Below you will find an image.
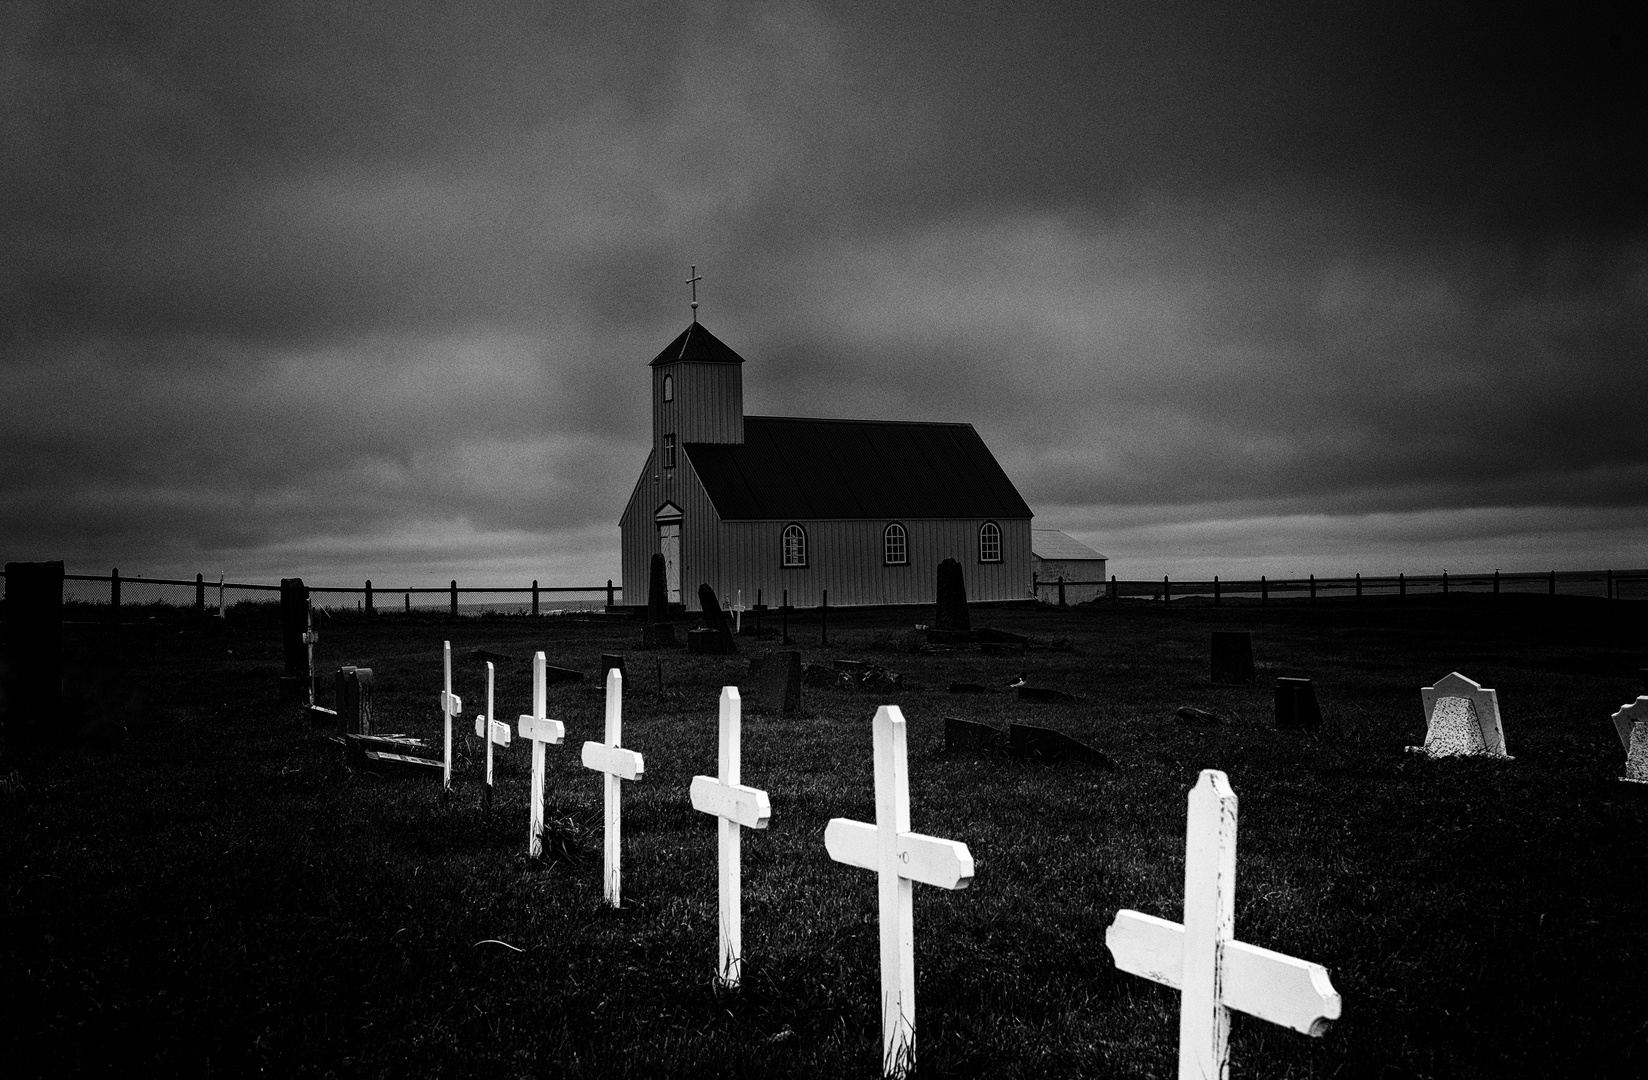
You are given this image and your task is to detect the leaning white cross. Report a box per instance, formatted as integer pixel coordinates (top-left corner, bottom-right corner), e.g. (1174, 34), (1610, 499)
(517, 651), (566, 856)
(689, 687), (771, 987)
(581, 669), (643, 907)
(825, 705), (974, 1078)
(1106, 769), (1342, 1080)
(438, 640), (463, 790)
(474, 661), (511, 807)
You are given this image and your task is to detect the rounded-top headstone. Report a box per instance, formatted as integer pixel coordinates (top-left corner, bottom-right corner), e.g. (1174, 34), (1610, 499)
(935, 558), (971, 632)
(647, 553), (670, 623)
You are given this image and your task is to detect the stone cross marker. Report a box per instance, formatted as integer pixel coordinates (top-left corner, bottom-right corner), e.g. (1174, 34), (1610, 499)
(581, 669), (644, 907)
(1106, 770), (1341, 1079)
(1612, 696), (1648, 785)
(474, 661), (512, 809)
(438, 640), (462, 790)
(825, 706), (975, 1077)
(689, 687), (772, 987)
(1408, 671), (1511, 758)
(517, 651), (566, 856)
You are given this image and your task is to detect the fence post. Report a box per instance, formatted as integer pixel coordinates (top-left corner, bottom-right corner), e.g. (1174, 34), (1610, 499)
(279, 578), (311, 702)
(782, 588), (790, 645)
(1058, 575), (1066, 607)
(1261, 575), (1267, 604)
(607, 579), (615, 610)
(404, 591), (410, 613)
(365, 579), (374, 616)
(1443, 570), (1449, 595)
(450, 580), (458, 618)
(1549, 570), (1556, 597)
(532, 579), (539, 617)
(3, 561), (65, 746)
(1608, 568), (1614, 599)
(1399, 572), (1405, 597)
(110, 567), (121, 618)
(1493, 570), (1500, 597)
(1309, 574), (1316, 601)
(194, 573), (205, 613)
(1111, 574), (1118, 604)
(1355, 573), (1361, 600)
(820, 588), (829, 646)
(1214, 575), (1220, 605)
(1163, 575), (1170, 607)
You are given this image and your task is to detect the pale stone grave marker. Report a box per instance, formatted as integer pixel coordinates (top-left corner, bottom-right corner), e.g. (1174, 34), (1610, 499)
(474, 661), (512, 810)
(825, 705), (975, 1077)
(689, 687), (771, 987)
(1611, 696), (1648, 785)
(1407, 671), (1511, 758)
(517, 651), (566, 856)
(439, 640), (462, 790)
(581, 669), (644, 906)
(1106, 770), (1342, 1078)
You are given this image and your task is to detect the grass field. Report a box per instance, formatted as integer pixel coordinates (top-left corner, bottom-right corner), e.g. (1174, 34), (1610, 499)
(4, 594), (1647, 1078)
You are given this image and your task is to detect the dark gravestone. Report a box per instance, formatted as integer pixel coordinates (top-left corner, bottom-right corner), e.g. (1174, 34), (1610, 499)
(1017, 685), (1079, 704)
(945, 716), (1001, 751)
(642, 554), (676, 647)
(802, 663), (842, 688)
(935, 558), (971, 632)
(698, 583), (738, 655)
(947, 682), (993, 694)
(334, 667), (374, 736)
(2, 561), (65, 748)
(601, 654), (626, 683)
(749, 651), (803, 716)
(544, 664), (585, 685)
(1175, 706), (1226, 726)
(687, 629), (720, 654)
(1211, 632), (1255, 684)
(1275, 677), (1323, 731)
(975, 627), (1030, 644)
(1008, 723), (1114, 767)
(279, 578), (311, 702)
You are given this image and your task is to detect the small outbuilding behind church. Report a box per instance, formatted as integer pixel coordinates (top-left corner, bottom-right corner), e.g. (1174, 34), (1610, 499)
(1031, 529), (1108, 605)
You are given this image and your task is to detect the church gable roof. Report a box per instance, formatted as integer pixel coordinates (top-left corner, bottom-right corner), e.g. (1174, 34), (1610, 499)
(648, 321), (746, 367)
(683, 416), (1033, 521)
(1032, 529), (1106, 560)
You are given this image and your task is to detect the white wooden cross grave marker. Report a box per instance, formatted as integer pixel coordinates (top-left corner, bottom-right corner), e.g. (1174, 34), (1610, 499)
(1106, 770), (1342, 1080)
(1612, 696), (1648, 785)
(438, 640), (462, 790)
(517, 651), (566, 855)
(581, 668), (643, 906)
(1408, 671), (1512, 759)
(689, 687), (771, 987)
(824, 705), (975, 1078)
(474, 661), (511, 809)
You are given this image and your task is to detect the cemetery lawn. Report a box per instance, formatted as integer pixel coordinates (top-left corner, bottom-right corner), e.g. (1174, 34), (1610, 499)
(4, 595), (1647, 1078)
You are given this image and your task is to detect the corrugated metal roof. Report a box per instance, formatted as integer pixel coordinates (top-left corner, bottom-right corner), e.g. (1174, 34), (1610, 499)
(648, 321), (746, 367)
(684, 416), (1033, 521)
(1032, 529), (1106, 560)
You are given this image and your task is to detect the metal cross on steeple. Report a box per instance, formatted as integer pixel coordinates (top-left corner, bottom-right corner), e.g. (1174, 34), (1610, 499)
(685, 265), (703, 322)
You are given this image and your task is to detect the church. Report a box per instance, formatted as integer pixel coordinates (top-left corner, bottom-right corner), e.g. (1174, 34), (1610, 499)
(619, 320), (1034, 610)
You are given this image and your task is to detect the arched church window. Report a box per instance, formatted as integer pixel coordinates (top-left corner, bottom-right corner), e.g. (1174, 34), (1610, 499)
(662, 374), (674, 402)
(883, 523), (907, 566)
(978, 521), (1002, 563)
(782, 523), (807, 568)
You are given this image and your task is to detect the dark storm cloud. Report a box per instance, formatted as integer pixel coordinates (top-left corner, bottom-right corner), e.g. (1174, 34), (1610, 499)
(2, 1), (1644, 582)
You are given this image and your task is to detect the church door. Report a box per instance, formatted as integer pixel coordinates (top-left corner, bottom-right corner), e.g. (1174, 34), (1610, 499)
(658, 522), (681, 604)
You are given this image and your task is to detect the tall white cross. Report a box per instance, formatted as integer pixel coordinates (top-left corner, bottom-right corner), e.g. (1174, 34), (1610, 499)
(438, 640), (462, 790)
(824, 706), (975, 1078)
(689, 687), (771, 987)
(474, 661), (511, 806)
(1105, 770), (1341, 1080)
(517, 651), (566, 856)
(581, 669), (643, 907)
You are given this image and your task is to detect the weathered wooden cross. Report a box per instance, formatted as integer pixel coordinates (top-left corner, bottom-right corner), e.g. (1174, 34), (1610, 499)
(689, 687), (771, 987)
(517, 651), (566, 856)
(1105, 769), (1341, 1080)
(824, 705), (975, 1077)
(473, 661), (511, 810)
(581, 669), (643, 906)
(438, 640), (462, 790)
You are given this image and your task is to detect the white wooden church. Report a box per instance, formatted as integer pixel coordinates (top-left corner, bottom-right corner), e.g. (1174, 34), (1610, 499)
(619, 321), (1034, 609)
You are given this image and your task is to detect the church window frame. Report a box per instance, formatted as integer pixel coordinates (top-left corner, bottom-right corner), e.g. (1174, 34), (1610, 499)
(662, 433), (675, 470)
(883, 522), (908, 566)
(662, 374), (674, 402)
(781, 523), (808, 568)
(978, 521), (1002, 563)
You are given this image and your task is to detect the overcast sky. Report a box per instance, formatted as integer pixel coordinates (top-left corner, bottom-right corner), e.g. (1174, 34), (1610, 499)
(3, 1), (1643, 590)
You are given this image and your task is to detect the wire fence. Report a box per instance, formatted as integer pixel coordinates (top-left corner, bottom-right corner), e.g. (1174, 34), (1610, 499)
(1031, 568), (1648, 604)
(7, 569), (623, 618)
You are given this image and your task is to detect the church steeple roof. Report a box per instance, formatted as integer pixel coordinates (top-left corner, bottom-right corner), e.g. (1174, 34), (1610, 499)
(648, 321), (746, 367)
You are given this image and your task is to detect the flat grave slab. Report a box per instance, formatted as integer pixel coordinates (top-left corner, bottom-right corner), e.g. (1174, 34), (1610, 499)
(1007, 722), (1113, 767)
(1016, 685), (1078, 704)
(946, 682), (993, 694)
(944, 716), (1001, 751)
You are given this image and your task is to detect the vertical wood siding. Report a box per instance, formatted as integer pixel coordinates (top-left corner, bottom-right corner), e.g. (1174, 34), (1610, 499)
(653, 361), (743, 455)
